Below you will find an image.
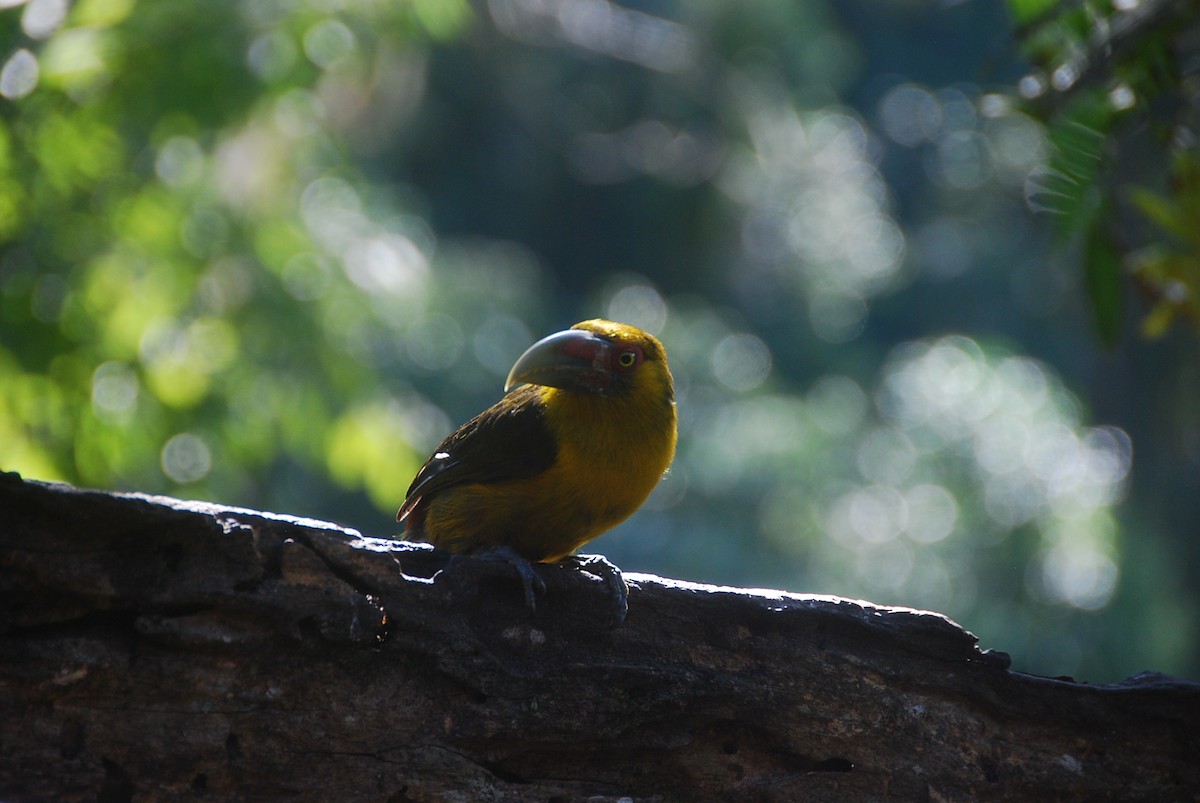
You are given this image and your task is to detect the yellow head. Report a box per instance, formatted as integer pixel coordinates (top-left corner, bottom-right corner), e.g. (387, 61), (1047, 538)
(505, 318), (674, 404)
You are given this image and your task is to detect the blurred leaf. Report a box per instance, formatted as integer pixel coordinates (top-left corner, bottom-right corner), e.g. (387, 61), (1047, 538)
(72, 0), (137, 29)
(411, 0), (472, 41)
(1084, 215), (1123, 346)
(1005, 0), (1061, 26)
(326, 402), (421, 512)
(32, 111), (124, 194)
(1013, 0), (1200, 341)
(1031, 91), (1112, 241)
(113, 188), (187, 252)
(1130, 250), (1200, 338)
(39, 28), (116, 90)
(146, 360), (211, 409)
(0, 177), (26, 239)
(1140, 299), (1177, 339)
(1125, 150), (1200, 337)
(1129, 189), (1197, 246)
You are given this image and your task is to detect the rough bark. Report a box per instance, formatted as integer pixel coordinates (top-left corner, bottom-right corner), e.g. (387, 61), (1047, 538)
(1, 471), (1197, 802)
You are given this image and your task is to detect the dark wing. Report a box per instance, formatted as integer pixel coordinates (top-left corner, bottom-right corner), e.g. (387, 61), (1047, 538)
(397, 385), (557, 522)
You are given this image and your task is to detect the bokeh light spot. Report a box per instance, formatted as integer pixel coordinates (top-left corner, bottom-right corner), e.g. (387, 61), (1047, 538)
(22, 0), (67, 39)
(155, 137), (205, 187)
(1108, 83), (1136, 111)
(248, 30), (299, 82)
(878, 83), (942, 147)
(91, 362), (139, 424)
(301, 176), (362, 247)
(857, 426), (916, 486)
(829, 484), (908, 548)
(808, 375), (867, 434)
(904, 484), (958, 544)
(161, 433), (213, 484)
(930, 130), (991, 189)
(0, 48), (39, 100)
(1040, 543), (1119, 610)
(473, 314), (532, 377)
(1051, 63), (1078, 92)
(984, 475), (1042, 528)
(344, 234), (429, 298)
(406, 313), (464, 371)
(974, 414), (1031, 476)
(490, 0), (695, 73)
(809, 291), (867, 344)
(607, 282), (667, 333)
(711, 332), (771, 392)
(857, 539), (914, 590)
(303, 19), (356, 71)
(987, 113), (1046, 173)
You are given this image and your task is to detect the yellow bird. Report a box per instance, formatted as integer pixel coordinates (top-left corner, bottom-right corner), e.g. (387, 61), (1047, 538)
(397, 319), (677, 618)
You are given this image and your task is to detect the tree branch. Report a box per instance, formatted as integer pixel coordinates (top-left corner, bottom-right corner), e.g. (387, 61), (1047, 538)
(1, 471), (1196, 801)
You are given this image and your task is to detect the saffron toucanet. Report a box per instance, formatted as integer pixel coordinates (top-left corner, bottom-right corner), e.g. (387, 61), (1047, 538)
(397, 319), (677, 619)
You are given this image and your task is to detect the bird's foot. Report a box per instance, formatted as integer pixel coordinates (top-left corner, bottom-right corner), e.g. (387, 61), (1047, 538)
(558, 553), (629, 625)
(462, 545), (546, 613)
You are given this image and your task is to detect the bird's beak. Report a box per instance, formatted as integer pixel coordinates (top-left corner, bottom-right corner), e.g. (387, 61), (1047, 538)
(505, 329), (614, 394)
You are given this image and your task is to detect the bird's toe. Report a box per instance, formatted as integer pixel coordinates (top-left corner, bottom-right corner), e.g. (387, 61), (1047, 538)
(562, 553), (628, 626)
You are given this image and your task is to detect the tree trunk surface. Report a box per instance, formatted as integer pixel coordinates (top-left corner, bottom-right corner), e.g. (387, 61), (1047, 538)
(1, 471), (1197, 801)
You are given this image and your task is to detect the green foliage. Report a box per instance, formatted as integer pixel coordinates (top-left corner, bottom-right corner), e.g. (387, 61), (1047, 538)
(1035, 92), (1110, 232)
(1005, 0), (1060, 27)
(1128, 151), (1200, 334)
(1009, 0), (1200, 341)
(1084, 210), (1123, 346)
(0, 0), (431, 511)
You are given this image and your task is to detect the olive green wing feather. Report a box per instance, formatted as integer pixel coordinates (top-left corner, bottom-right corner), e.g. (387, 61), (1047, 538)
(397, 385), (557, 523)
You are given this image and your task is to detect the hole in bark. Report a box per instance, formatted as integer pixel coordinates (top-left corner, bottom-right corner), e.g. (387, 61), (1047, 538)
(814, 758), (853, 772)
(226, 733), (243, 764)
(98, 758), (134, 803)
(191, 773), (207, 791)
(722, 740), (738, 755)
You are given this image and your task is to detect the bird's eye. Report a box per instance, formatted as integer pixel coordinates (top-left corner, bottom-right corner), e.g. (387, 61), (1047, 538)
(617, 350), (638, 370)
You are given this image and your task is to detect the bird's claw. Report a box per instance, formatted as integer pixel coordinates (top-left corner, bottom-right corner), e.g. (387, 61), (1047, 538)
(468, 545), (545, 613)
(560, 553), (629, 625)
(441, 548), (627, 624)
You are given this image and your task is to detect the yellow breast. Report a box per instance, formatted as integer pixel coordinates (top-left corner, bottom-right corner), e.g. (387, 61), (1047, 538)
(422, 369), (677, 562)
